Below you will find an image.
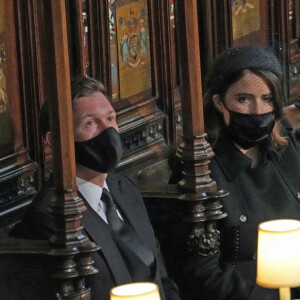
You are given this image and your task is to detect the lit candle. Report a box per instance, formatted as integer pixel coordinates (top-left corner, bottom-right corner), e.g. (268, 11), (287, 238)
(110, 282), (161, 300)
(256, 219), (300, 300)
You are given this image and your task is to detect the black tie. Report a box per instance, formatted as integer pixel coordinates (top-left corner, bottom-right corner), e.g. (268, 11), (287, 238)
(102, 188), (124, 230)
(101, 188), (156, 280)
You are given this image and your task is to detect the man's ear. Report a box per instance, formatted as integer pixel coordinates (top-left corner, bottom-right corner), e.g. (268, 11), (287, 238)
(44, 131), (52, 146)
(212, 94), (224, 113)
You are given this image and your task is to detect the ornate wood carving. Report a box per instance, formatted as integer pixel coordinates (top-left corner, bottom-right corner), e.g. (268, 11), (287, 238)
(141, 0), (228, 257)
(43, 1), (100, 298)
(120, 119), (165, 154)
(0, 1), (100, 299)
(295, 0), (300, 37)
(178, 0), (228, 255)
(288, 1), (300, 100)
(68, 0), (91, 76)
(290, 38), (300, 99)
(197, 0), (231, 79)
(0, 161), (36, 210)
(119, 116), (168, 174)
(0, 1), (42, 227)
(269, 1), (291, 102)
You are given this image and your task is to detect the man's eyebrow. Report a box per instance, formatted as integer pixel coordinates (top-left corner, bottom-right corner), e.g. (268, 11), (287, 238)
(79, 110), (116, 120)
(79, 113), (96, 120)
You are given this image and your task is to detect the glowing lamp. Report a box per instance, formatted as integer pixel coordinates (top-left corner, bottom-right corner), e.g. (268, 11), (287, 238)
(257, 219), (300, 300)
(110, 282), (161, 300)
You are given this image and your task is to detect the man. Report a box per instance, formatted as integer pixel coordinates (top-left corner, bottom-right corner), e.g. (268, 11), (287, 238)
(11, 75), (180, 300)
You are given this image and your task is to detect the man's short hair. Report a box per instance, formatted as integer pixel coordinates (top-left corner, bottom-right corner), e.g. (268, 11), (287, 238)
(39, 75), (108, 136)
(71, 75), (107, 103)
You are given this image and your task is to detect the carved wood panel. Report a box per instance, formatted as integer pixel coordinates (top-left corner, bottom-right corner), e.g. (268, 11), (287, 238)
(0, 1), (41, 229)
(66, 0), (182, 179)
(289, 0), (300, 100)
(0, 0), (184, 229)
(231, 0), (269, 47)
(200, 0), (297, 104)
(2, 0), (299, 230)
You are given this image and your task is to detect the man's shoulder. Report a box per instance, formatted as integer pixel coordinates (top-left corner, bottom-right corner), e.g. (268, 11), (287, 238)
(107, 173), (142, 199)
(9, 179), (55, 239)
(107, 172), (138, 187)
(29, 179), (54, 212)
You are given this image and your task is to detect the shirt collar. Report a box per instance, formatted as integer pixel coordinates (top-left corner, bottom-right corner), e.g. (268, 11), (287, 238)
(76, 177), (109, 211)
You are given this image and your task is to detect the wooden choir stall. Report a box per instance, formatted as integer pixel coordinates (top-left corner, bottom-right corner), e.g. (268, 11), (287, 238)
(0, 0), (299, 299)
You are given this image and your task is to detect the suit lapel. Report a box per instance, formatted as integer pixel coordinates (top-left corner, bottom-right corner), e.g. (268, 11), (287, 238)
(106, 174), (156, 252)
(80, 193), (132, 285)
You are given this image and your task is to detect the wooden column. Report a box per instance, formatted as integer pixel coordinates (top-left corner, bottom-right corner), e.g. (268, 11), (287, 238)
(174, 0), (227, 255)
(0, 1), (100, 299)
(45, 0), (100, 298)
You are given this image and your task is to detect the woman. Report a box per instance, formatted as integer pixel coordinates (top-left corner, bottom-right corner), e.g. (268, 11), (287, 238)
(169, 45), (300, 299)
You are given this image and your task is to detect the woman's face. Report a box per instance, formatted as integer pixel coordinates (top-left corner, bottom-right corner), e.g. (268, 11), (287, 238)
(213, 71), (274, 126)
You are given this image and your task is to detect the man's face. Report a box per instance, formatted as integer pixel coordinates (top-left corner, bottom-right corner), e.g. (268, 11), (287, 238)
(73, 92), (119, 142)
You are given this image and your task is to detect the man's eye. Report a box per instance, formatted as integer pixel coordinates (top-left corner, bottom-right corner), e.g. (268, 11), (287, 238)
(108, 116), (115, 122)
(85, 120), (94, 126)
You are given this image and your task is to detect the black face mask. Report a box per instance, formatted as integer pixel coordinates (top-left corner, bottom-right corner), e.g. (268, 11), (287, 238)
(225, 110), (276, 149)
(74, 127), (123, 173)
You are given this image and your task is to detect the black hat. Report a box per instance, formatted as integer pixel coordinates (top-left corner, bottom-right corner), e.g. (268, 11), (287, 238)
(210, 45), (282, 94)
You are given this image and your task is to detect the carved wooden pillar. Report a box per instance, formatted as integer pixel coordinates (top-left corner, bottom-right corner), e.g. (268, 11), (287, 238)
(174, 0), (227, 256)
(0, 1), (100, 299)
(43, 0), (100, 298)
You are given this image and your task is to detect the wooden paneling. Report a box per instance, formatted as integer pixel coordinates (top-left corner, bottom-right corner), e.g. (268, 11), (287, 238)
(0, 1), (39, 230)
(232, 0), (269, 47)
(289, 0), (300, 100)
(198, 0), (296, 104)
(0, 0), (185, 229)
(197, 0), (231, 79)
(1, 0), (300, 230)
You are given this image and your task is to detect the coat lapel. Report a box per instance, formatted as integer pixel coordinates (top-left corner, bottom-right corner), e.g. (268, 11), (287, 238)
(80, 193), (132, 285)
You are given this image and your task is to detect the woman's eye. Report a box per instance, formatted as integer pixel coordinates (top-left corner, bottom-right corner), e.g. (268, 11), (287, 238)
(237, 96), (248, 102)
(263, 96), (273, 102)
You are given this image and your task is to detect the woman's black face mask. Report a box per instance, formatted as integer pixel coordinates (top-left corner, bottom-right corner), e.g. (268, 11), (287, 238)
(225, 109), (276, 149)
(74, 127), (123, 173)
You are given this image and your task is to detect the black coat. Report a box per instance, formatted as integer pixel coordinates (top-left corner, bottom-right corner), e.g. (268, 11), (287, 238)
(10, 173), (180, 300)
(167, 122), (300, 300)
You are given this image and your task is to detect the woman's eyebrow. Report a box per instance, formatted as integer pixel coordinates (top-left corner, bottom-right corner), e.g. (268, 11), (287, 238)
(233, 93), (253, 97)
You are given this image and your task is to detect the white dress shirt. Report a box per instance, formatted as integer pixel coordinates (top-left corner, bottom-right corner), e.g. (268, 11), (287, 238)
(76, 177), (122, 224)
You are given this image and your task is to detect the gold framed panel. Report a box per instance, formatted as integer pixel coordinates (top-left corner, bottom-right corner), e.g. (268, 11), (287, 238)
(109, 0), (152, 101)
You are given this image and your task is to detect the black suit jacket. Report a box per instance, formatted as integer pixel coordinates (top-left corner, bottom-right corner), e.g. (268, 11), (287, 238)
(10, 173), (180, 300)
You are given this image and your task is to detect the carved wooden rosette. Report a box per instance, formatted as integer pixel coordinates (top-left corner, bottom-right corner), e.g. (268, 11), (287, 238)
(174, 0), (228, 256)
